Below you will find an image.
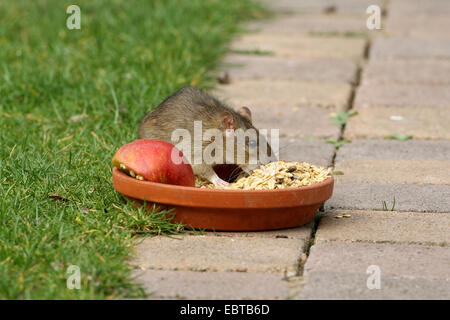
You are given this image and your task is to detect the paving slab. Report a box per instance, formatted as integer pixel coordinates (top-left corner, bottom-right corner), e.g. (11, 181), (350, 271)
(201, 223), (313, 241)
(315, 210), (450, 246)
(223, 55), (358, 84)
(298, 271), (450, 300)
(325, 0), (386, 15)
(344, 106), (450, 140)
(370, 37), (450, 60)
(386, 15), (450, 39)
(297, 242), (450, 299)
(264, 0), (333, 14)
(334, 159), (450, 185)
(304, 242), (450, 279)
(266, 0), (386, 15)
(133, 269), (290, 300)
(213, 80), (352, 111)
(248, 14), (369, 35)
(325, 183), (450, 213)
(389, 0), (450, 16)
(361, 60), (450, 85)
(131, 235), (305, 273)
(335, 139), (450, 162)
(248, 104), (341, 140)
(329, 140), (450, 211)
(232, 34), (367, 61)
(354, 83), (450, 109)
(278, 138), (335, 167)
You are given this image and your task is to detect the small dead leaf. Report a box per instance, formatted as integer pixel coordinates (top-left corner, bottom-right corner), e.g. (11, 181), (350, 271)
(48, 194), (69, 202)
(335, 213), (351, 219)
(58, 135), (73, 143)
(26, 113), (42, 123)
(68, 114), (88, 123)
(120, 104), (129, 114)
(324, 5), (336, 14)
(217, 71), (231, 84)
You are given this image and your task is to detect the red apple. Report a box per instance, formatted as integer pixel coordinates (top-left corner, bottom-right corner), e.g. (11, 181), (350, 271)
(112, 139), (194, 187)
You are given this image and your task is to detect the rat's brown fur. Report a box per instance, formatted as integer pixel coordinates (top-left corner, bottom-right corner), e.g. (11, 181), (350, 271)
(138, 86), (275, 185)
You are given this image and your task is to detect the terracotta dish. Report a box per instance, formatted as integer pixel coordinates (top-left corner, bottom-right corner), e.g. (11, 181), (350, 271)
(112, 166), (334, 231)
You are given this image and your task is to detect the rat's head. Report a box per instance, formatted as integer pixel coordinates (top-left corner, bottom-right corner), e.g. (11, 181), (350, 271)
(216, 106), (278, 174)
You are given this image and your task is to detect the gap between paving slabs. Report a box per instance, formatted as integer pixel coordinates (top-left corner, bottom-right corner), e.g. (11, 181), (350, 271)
(293, 20), (370, 293)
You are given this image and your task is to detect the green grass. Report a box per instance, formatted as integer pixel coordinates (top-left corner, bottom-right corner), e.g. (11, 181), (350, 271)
(0, 0), (265, 299)
(381, 197), (396, 211)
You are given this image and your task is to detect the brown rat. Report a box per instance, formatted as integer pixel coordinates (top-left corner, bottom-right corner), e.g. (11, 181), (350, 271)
(138, 86), (277, 186)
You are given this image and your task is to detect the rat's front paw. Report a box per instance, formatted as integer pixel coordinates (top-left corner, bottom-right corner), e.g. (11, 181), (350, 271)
(210, 175), (229, 187)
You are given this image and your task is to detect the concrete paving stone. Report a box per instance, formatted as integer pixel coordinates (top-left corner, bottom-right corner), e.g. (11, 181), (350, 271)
(335, 140), (450, 162)
(327, 0), (386, 15)
(264, 0), (333, 14)
(298, 241), (450, 299)
(248, 14), (369, 35)
(223, 55), (358, 84)
(231, 34), (367, 61)
(370, 37), (450, 60)
(131, 235), (304, 273)
(201, 223), (313, 241)
(354, 83), (450, 109)
(389, 0), (450, 16)
(344, 106), (450, 140)
(263, 0), (332, 14)
(386, 15), (450, 39)
(329, 140), (450, 211)
(315, 210), (450, 246)
(325, 182), (450, 213)
(248, 104), (341, 140)
(334, 159), (450, 185)
(361, 60), (450, 85)
(213, 80), (352, 111)
(133, 269), (290, 300)
(304, 242), (450, 280)
(266, 0), (386, 15)
(278, 137), (336, 167)
(298, 271), (450, 299)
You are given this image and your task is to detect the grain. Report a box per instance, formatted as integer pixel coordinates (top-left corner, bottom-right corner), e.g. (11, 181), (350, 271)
(196, 161), (332, 190)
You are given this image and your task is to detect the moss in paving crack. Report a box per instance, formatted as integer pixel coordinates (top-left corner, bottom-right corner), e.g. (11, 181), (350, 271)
(309, 31), (368, 38)
(384, 133), (414, 141)
(326, 139), (351, 150)
(230, 49), (275, 56)
(329, 110), (358, 126)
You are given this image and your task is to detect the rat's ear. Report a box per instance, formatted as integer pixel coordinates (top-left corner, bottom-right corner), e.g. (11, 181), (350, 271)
(220, 111), (236, 129)
(237, 106), (252, 123)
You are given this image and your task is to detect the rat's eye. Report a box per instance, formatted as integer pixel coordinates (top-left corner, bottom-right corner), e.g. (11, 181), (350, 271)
(248, 140), (257, 148)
